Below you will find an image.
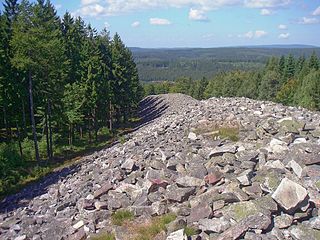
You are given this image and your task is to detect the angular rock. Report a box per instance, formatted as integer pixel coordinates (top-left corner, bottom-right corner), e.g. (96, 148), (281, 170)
(274, 214), (293, 229)
(166, 229), (187, 240)
(187, 202), (211, 223)
(176, 176), (203, 187)
(198, 217), (230, 233)
(166, 185), (195, 203)
(272, 178), (308, 213)
(94, 183), (113, 199)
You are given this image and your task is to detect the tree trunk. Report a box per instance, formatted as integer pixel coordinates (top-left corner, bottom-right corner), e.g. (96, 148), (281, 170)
(16, 122), (23, 158)
(69, 123), (73, 146)
(45, 105), (50, 161)
(47, 99), (53, 160)
(28, 70), (40, 163)
(21, 99), (27, 134)
(3, 105), (10, 139)
(80, 126), (83, 139)
(109, 101), (113, 132)
(93, 108), (98, 142)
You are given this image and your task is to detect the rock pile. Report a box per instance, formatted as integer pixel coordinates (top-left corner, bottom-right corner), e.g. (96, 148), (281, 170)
(1, 93), (320, 240)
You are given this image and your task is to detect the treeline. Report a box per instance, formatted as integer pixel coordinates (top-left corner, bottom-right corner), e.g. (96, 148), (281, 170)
(144, 53), (320, 110)
(133, 47), (320, 82)
(0, 0), (142, 193)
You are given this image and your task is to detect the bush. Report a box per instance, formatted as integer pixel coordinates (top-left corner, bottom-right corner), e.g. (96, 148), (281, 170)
(98, 127), (112, 138)
(21, 138), (35, 161)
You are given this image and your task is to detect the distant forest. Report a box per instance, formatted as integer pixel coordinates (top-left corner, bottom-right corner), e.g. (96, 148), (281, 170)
(144, 53), (320, 111)
(132, 47), (320, 82)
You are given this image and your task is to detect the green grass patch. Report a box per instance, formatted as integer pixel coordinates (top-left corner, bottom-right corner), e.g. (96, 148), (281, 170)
(184, 226), (198, 237)
(111, 210), (134, 226)
(90, 232), (115, 240)
(212, 127), (239, 142)
(133, 213), (177, 240)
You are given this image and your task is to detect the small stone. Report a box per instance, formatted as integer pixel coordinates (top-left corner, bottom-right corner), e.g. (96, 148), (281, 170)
(73, 220), (84, 230)
(14, 236), (27, 240)
(269, 138), (288, 154)
(68, 228), (87, 240)
(176, 176), (203, 187)
(188, 132), (197, 141)
(166, 229), (187, 240)
(286, 160), (302, 178)
(272, 178), (308, 213)
(204, 171), (223, 185)
(274, 214), (293, 229)
(121, 158), (136, 171)
(94, 183), (113, 199)
(208, 145), (237, 158)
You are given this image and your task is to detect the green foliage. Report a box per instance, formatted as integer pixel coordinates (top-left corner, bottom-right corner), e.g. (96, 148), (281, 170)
(144, 53), (320, 112)
(213, 127), (240, 142)
(184, 226), (198, 237)
(90, 232), (115, 240)
(111, 210), (134, 226)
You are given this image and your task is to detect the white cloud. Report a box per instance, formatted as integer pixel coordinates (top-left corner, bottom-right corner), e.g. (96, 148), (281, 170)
(104, 22), (110, 29)
(74, 0), (292, 17)
(244, 0), (290, 8)
(131, 21), (141, 27)
(255, 30), (268, 37)
(150, 18), (171, 25)
(75, 4), (106, 17)
(260, 8), (272, 15)
(298, 17), (319, 25)
(312, 6), (320, 16)
(278, 24), (287, 29)
(278, 33), (290, 39)
(189, 8), (209, 21)
(81, 0), (100, 6)
(239, 30), (267, 38)
(55, 4), (62, 10)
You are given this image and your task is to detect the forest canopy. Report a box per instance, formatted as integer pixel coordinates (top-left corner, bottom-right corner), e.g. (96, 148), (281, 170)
(0, 0), (142, 195)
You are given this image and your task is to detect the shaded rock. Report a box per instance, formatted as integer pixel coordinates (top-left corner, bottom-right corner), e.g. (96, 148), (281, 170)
(272, 178), (308, 213)
(204, 171), (223, 185)
(166, 185), (195, 203)
(286, 160), (302, 178)
(274, 214), (293, 229)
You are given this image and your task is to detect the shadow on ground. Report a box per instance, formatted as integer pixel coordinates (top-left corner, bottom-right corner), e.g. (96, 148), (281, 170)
(0, 95), (168, 214)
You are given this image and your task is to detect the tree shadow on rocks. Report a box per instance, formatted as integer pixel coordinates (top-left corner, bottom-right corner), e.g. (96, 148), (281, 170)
(133, 95), (169, 131)
(0, 163), (82, 214)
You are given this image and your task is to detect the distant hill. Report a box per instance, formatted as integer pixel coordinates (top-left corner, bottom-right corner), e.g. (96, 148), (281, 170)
(131, 46), (320, 82)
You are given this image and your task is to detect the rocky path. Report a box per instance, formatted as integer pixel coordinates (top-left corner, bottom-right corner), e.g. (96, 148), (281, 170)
(1, 94), (320, 240)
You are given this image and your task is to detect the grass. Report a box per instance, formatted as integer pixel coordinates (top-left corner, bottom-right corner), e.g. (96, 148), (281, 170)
(111, 210), (134, 226)
(91, 232), (115, 240)
(133, 213), (177, 240)
(184, 226), (198, 237)
(212, 127), (240, 142)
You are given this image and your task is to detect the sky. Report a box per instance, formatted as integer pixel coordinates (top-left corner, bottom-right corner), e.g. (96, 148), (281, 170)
(2, 0), (320, 48)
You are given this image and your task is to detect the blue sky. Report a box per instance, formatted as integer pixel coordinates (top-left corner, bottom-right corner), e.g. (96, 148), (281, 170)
(2, 0), (320, 48)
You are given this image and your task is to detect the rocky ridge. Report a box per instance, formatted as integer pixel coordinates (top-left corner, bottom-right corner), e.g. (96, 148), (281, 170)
(1, 93), (320, 240)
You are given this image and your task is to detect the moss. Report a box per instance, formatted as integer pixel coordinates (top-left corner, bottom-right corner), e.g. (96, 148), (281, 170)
(228, 202), (258, 222)
(279, 120), (304, 133)
(91, 232), (115, 240)
(111, 210), (134, 226)
(315, 180), (320, 189)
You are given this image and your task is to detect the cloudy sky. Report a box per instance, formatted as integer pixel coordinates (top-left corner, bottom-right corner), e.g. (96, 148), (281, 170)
(7, 1), (320, 47)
